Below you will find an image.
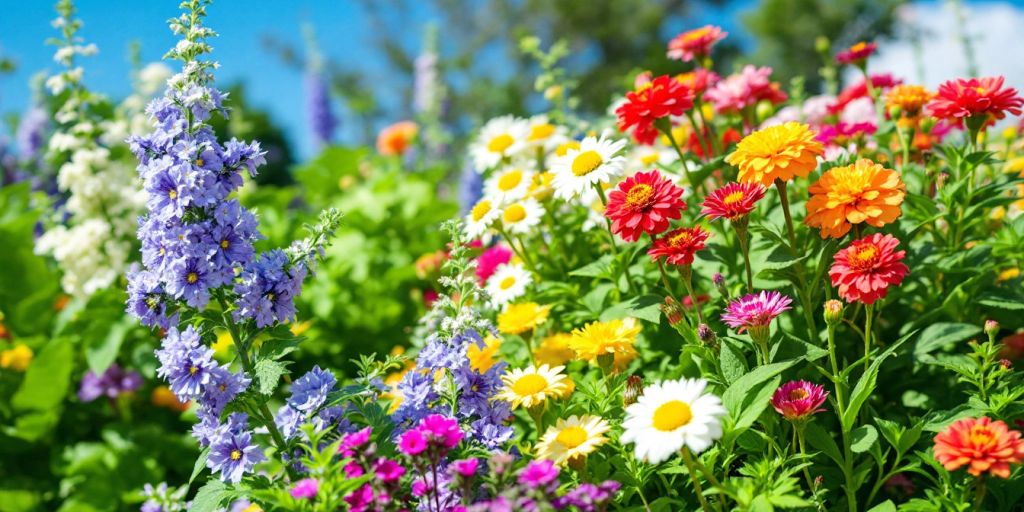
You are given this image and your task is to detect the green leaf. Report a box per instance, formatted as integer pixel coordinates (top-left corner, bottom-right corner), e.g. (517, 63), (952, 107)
(866, 500), (897, 512)
(913, 323), (981, 357)
(842, 333), (913, 432)
(718, 337), (748, 385)
(86, 317), (133, 375)
(12, 339), (73, 413)
(254, 359), (288, 395)
(600, 294), (663, 324)
(803, 422), (844, 467)
(569, 255), (614, 279)
(723, 360), (796, 416)
(190, 448), (210, 485)
(850, 425), (879, 453)
(189, 480), (231, 512)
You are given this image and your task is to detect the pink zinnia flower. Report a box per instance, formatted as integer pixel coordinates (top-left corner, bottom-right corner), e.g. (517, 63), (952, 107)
(397, 429), (428, 456)
(701, 182), (765, 221)
(929, 76), (1024, 123)
(771, 380), (828, 420)
(450, 458), (480, 478)
(419, 414), (463, 449)
(290, 478), (319, 500)
(829, 234), (909, 305)
(517, 459), (560, 489)
(374, 458), (406, 482)
(721, 291), (792, 333)
(835, 41), (877, 65)
(476, 245), (513, 285)
(667, 25), (727, 63)
(705, 65), (787, 114)
(604, 170), (687, 242)
(816, 121), (877, 146)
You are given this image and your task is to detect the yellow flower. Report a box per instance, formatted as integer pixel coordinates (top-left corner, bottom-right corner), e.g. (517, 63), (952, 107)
(0, 344), (33, 372)
(533, 333), (576, 367)
(468, 335), (502, 373)
(496, 364), (568, 409)
(725, 122), (824, 186)
(536, 415), (611, 467)
(805, 158), (906, 239)
(570, 318), (641, 365)
(885, 85), (933, 117)
(289, 320), (312, 336)
(998, 268), (1020, 283)
(382, 360), (416, 414)
(241, 504), (263, 512)
(498, 302), (551, 335)
(212, 330), (234, 359)
(151, 385), (189, 412)
(557, 374), (576, 399)
(529, 171), (556, 200)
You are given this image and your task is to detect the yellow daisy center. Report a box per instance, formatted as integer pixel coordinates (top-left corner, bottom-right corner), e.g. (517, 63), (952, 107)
(513, 374), (548, 396)
(168, 189), (178, 199)
(230, 449), (242, 461)
(571, 150), (604, 177)
(499, 276), (516, 290)
(471, 200), (492, 222)
(652, 400), (693, 431)
(722, 190), (745, 205)
(625, 184), (655, 210)
(555, 426), (589, 449)
(187, 272), (199, 284)
(504, 204), (527, 223)
(498, 169), (524, 191)
(529, 124), (556, 141)
(488, 134), (515, 153)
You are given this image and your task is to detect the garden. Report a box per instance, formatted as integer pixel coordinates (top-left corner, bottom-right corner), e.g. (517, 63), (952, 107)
(1, 0), (1024, 510)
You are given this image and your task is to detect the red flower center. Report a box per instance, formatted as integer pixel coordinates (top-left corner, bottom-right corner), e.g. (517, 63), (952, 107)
(624, 183), (655, 210)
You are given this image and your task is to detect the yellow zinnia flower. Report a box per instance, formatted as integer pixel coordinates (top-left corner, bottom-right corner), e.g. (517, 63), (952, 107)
(570, 318), (641, 365)
(536, 415), (611, 467)
(805, 158), (906, 239)
(496, 364), (568, 409)
(498, 302), (551, 335)
(0, 344), (33, 372)
(725, 122), (824, 186)
(534, 333), (576, 366)
(467, 334), (502, 373)
(885, 85), (933, 117)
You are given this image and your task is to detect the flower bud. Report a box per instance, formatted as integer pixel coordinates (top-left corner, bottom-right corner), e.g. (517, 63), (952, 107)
(1000, 359), (1013, 370)
(814, 36), (831, 54)
(888, 105), (902, 120)
(697, 323), (718, 348)
(755, 100), (775, 123)
(823, 300), (844, 327)
(660, 297), (684, 327)
(985, 320), (1000, 341)
(623, 375), (643, 407)
(713, 272), (730, 300)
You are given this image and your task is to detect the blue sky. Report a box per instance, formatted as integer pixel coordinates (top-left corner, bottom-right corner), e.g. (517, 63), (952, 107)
(1, 1), (1021, 158)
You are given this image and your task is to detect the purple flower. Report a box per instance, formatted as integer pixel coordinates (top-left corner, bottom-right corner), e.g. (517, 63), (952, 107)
(288, 365), (336, 413)
(305, 72), (335, 147)
(126, 268), (176, 329)
(207, 414), (266, 483)
(517, 460), (559, 489)
(166, 257), (212, 308)
(77, 364), (143, 402)
(290, 478), (319, 500)
(721, 290), (793, 333)
(15, 105), (48, 160)
(154, 326), (216, 399)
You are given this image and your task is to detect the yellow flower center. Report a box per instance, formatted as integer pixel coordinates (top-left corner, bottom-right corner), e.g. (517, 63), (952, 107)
(168, 189), (178, 199)
(683, 27), (711, 43)
(499, 276), (516, 290)
(722, 190), (745, 205)
(498, 169), (524, 191)
(187, 272), (199, 284)
(189, 365), (199, 375)
(512, 374), (548, 396)
(471, 200), (492, 222)
(503, 204), (527, 223)
(789, 388), (809, 400)
(556, 141), (580, 157)
(640, 153), (660, 166)
(669, 231), (694, 248)
(652, 400), (693, 431)
(196, 158), (205, 167)
(529, 124), (556, 141)
(624, 184), (655, 210)
(851, 41), (868, 52)
(221, 239), (230, 249)
(968, 426), (996, 446)
(230, 449), (242, 461)
(571, 150), (604, 177)
(488, 134), (515, 153)
(555, 426), (589, 449)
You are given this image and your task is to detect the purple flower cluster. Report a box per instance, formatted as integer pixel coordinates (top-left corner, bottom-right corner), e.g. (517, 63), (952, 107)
(392, 327), (512, 449)
(273, 365), (346, 441)
(305, 71), (335, 147)
(466, 459), (620, 512)
(77, 363), (143, 402)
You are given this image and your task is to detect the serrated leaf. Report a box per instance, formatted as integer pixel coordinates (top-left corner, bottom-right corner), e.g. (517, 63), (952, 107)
(254, 359), (288, 395)
(190, 480), (231, 512)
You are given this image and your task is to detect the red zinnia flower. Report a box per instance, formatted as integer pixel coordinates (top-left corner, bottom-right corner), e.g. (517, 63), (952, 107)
(934, 417), (1024, 478)
(831, 73), (902, 114)
(928, 76), (1024, 122)
(675, 69), (720, 96)
(701, 182), (765, 221)
(829, 233), (909, 305)
(667, 25), (727, 63)
(647, 226), (709, 266)
(771, 380), (828, 421)
(605, 170), (686, 242)
(835, 41), (877, 65)
(616, 75), (695, 145)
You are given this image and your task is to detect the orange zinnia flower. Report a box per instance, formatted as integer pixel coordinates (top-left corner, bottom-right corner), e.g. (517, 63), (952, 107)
(885, 85), (934, 117)
(933, 417), (1024, 478)
(725, 122), (824, 186)
(805, 159), (906, 238)
(376, 121), (419, 156)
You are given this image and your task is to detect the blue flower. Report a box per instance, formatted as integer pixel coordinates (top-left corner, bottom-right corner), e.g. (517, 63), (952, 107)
(207, 414), (265, 483)
(155, 326), (216, 399)
(165, 257), (213, 308)
(288, 365), (336, 413)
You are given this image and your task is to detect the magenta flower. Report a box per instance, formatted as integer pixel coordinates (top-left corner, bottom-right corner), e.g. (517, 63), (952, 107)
(517, 459), (560, 489)
(374, 458), (406, 482)
(344, 484), (375, 509)
(771, 380), (828, 421)
(721, 290), (792, 333)
(398, 429), (428, 456)
(420, 414), (464, 449)
(450, 458), (480, 478)
(290, 478), (319, 500)
(338, 426), (371, 456)
(343, 460), (364, 478)
(476, 245), (513, 285)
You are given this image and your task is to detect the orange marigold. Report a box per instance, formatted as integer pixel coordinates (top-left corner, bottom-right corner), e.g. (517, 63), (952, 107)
(933, 417), (1024, 478)
(805, 159), (906, 238)
(885, 85), (934, 117)
(377, 121), (419, 156)
(725, 122), (824, 186)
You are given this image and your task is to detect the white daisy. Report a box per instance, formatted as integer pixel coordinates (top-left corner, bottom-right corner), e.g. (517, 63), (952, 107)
(620, 378), (726, 464)
(500, 198), (545, 235)
(470, 115), (529, 171)
(525, 114), (569, 154)
(464, 198), (502, 240)
(486, 262), (531, 307)
(550, 135), (627, 200)
(485, 165), (535, 204)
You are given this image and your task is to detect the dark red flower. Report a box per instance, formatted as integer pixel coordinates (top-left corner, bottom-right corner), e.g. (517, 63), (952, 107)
(835, 41), (877, 65)
(829, 233), (909, 304)
(648, 226), (710, 266)
(701, 182), (765, 221)
(605, 170), (686, 242)
(616, 75), (695, 145)
(928, 76), (1024, 122)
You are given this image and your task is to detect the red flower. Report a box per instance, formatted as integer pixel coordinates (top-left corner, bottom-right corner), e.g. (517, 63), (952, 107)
(831, 73), (902, 114)
(667, 25), (727, 63)
(829, 233), (909, 305)
(605, 170), (686, 242)
(616, 75), (695, 145)
(687, 126), (741, 159)
(676, 69), (720, 96)
(934, 417), (1024, 478)
(835, 41), (877, 65)
(771, 380), (828, 421)
(648, 226), (710, 266)
(928, 76), (1024, 122)
(701, 182), (765, 221)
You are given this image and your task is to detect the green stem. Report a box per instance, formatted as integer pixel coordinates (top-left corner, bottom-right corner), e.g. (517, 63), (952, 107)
(826, 325), (847, 414)
(774, 179), (819, 341)
(681, 448), (714, 512)
(680, 266), (705, 323)
(595, 184), (636, 294)
(796, 425), (822, 510)
(735, 224), (754, 293)
(661, 125), (700, 194)
(863, 303), (875, 372)
(974, 476), (988, 510)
